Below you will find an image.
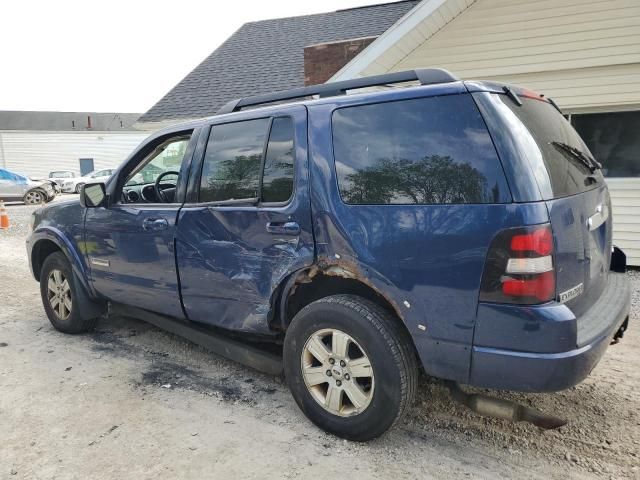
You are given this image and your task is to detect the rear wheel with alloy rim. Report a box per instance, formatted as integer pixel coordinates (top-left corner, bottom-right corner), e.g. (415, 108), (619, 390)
(301, 328), (375, 417)
(284, 294), (418, 441)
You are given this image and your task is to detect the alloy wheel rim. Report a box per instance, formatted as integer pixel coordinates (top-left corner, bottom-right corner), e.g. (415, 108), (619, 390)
(26, 192), (42, 204)
(301, 328), (374, 417)
(47, 269), (72, 320)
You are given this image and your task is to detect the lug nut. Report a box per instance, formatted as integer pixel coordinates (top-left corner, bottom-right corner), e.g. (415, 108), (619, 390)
(326, 370), (332, 377)
(340, 360), (346, 367)
(329, 358), (335, 365)
(336, 380), (342, 387)
(344, 374), (350, 380)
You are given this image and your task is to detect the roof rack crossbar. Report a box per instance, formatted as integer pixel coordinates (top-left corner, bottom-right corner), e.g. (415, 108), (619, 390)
(216, 68), (460, 115)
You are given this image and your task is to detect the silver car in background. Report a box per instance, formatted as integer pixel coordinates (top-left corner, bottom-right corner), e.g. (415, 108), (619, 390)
(0, 168), (56, 204)
(61, 168), (115, 193)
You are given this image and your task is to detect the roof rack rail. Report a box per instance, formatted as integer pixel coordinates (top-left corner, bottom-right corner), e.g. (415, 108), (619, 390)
(216, 68), (460, 115)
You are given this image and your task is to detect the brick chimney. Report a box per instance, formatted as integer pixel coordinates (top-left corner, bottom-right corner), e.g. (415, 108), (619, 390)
(303, 36), (377, 86)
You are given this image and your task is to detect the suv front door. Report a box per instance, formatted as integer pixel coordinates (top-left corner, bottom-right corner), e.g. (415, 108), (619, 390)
(84, 130), (199, 318)
(176, 107), (313, 334)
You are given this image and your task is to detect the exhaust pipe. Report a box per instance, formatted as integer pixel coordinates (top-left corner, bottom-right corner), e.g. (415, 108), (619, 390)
(447, 382), (566, 430)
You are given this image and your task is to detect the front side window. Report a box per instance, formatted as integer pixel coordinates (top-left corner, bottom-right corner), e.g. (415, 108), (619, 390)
(571, 111), (640, 178)
(125, 138), (189, 187)
(332, 95), (510, 205)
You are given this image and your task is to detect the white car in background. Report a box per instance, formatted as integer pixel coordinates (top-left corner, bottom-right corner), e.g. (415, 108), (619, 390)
(61, 168), (116, 193)
(48, 170), (77, 190)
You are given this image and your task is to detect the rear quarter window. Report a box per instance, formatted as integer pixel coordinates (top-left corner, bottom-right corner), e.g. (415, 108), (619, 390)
(331, 94), (511, 205)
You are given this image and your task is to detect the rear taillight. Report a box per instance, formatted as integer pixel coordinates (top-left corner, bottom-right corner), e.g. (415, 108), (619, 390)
(480, 224), (555, 304)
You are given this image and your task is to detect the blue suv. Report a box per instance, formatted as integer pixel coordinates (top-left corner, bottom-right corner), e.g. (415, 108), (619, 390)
(27, 69), (630, 440)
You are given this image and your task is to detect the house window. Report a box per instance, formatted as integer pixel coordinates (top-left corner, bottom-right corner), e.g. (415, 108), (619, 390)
(571, 111), (640, 177)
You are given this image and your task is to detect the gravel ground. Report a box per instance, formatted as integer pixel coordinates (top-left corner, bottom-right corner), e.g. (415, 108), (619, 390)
(1, 198), (638, 479)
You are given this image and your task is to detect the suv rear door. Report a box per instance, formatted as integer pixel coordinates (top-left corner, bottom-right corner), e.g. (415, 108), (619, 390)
(176, 106), (313, 334)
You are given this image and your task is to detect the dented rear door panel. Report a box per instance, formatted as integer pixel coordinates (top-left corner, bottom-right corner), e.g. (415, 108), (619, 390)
(176, 106), (313, 334)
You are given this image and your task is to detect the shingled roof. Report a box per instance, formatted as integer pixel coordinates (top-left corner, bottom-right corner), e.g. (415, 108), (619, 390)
(138, 1), (419, 124)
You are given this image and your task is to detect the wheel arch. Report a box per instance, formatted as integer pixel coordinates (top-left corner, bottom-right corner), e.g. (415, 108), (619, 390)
(274, 262), (414, 346)
(30, 229), (93, 296)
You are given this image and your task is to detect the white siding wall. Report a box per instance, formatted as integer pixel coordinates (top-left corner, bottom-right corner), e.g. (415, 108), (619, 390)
(0, 131), (149, 177)
(388, 0), (640, 110)
(607, 178), (640, 266)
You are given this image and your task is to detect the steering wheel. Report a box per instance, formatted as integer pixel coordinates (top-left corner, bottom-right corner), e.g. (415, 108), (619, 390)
(154, 171), (180, 202)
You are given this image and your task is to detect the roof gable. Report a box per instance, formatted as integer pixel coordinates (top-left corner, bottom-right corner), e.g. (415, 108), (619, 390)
(139, 1), (419, 123)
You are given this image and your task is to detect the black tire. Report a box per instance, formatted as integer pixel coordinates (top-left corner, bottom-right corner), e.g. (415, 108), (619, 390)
(284, 294), (418, 441)
(40, 252), (98, 333)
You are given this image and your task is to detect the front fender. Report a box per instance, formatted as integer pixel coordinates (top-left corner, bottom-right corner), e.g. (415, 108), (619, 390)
(28, 226), (95, 297)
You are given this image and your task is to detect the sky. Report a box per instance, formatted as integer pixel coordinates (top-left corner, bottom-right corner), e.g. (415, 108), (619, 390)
(0, 0), (394, 114)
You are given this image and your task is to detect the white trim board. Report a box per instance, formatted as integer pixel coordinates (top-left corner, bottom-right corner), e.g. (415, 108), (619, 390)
(329, 0), (475, 81)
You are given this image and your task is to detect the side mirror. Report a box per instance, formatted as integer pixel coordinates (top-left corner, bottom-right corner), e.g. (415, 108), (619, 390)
(80, 183), (108, 208)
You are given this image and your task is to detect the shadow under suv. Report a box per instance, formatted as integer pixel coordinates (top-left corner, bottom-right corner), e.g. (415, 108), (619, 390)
(26, 69), (631, 441)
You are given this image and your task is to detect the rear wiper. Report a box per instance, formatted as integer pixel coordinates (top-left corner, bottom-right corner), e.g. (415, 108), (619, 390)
(550, 141), (602, 173)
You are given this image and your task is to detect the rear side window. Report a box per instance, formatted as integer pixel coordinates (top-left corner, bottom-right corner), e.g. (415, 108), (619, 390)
(500, 96), (604, 197)
(332, 95), (510, 205)
(199, 118), (270, 203)
(199, 117), (295, 204)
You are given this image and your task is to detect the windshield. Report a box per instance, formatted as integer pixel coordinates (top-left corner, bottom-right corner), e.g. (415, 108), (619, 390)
(500, 95), (604, 198)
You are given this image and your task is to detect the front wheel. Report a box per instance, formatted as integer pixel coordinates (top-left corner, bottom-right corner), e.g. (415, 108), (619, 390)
(23, 189), (44, 205)
(284, 295), (418, 441)
(40, 252), (98, 333)
(75, 183), (85, 194)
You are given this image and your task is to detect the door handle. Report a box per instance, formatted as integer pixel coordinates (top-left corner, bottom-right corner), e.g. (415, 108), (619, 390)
(142, 218), (169, 231)
(266, 221), (300, 236)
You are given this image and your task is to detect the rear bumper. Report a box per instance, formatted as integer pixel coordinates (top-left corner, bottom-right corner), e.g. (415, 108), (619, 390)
(469, 272), (630, 392)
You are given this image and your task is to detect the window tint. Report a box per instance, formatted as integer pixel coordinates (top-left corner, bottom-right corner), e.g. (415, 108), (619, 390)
(571, 111), (640, 177)
(200, 119), (270, 203)
(262, 117), (294, 203)
(500, 96), (604, 197)
(0, 169), (11, 180)
(332, 95), (510, 205)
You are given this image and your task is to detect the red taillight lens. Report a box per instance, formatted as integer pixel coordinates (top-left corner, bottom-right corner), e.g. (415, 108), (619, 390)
(510, 228), (553, 256)
(479, 224), (556, 305)
(502, 271), (555, 302)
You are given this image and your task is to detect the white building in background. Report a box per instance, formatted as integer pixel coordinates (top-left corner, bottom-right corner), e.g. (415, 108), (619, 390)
(330, 0), (640, 265)
(0, 111), (149, 178)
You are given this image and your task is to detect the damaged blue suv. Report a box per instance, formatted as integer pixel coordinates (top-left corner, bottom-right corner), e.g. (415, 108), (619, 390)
(27, 69), (630, 440)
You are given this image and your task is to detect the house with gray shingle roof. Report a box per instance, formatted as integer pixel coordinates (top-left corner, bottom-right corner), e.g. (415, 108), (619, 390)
(136, 0), (419, 129)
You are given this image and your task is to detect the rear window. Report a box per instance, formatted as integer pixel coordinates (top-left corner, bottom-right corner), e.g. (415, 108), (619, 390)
(500, 96), (604, 198)
(332, 94), (511, 205)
